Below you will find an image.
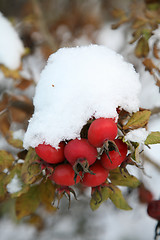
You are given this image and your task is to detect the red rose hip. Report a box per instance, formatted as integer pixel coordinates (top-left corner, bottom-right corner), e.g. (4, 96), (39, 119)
(147, 200), (160, 221)
(35, 142), (65, 164)
(88, 118), (117, 148)
(81, 161), (109, 187)
(101, 139), (127, 170)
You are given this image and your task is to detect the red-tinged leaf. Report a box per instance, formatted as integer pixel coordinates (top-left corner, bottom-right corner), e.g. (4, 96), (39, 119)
(109, 185), (132, 210)
(123, 110), (151, 130)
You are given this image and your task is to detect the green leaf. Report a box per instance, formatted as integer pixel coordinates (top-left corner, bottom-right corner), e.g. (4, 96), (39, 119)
(15, 185), (40, 220)
(21, 148), (41, 184)
(135, 37), (149, 58)
(0, 150), (14, 172)
(123, 110), (151, 130)
(145, 131), (160, 145)
(0, 173), (7, 201)
(39, 179), (57, 212)
(90, 186), (110, 211)
(109, 185), (132, 210)
(109, 168), (141, 188)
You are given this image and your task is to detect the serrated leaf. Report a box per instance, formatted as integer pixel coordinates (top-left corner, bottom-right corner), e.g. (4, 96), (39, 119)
(39, 179), (56, 213)
(135, 37), (149, 58)
(21, 148), (41, 184)
(15, 185), (40, 220)
(123, 110), (151, 130)
(0, 150), (14, 172)
(109, 185), (132, 210)
(109, 168), (141, 188)
(145, 131), (160, 145)
(90, 186), (110, 211)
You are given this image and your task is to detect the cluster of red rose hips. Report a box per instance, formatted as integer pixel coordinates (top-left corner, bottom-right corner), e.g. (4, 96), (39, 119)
(35, 118), (128, 204)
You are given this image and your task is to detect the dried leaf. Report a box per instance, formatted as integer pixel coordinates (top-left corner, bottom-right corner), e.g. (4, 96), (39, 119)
(109, 185), (132, 210)
(135, 37), (149, 58)
(145, 131), (160, 144)
(90, 186), (110, 211)
(109, 168), (141, 188)
(26, 214), (44, 231)
(15, 185), (40, 220)
(21, 148), (41, 184)
(0, 65), (21, 79)
(6, 131), (23, 149)
(0, 111), (10, 137)
(143, 58), (157, 73)
(15, 78), (34, 90)
(153, 40), (160, 59)
(132, 19), (146, 29)
(123, 110), (151, 130)
(0, 150), (14, 172)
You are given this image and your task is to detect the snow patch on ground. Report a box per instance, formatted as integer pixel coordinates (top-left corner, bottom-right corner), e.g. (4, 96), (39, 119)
(24, 45), (141, 149)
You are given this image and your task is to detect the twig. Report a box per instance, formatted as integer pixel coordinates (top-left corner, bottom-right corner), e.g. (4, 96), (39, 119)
(143, 153), (160, 172)
(31, 0), (58, 51)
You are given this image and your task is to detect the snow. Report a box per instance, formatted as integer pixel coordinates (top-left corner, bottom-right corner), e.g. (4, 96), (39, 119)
(23, 45), (141, 149)
(6, 174), (22, 194)
(0, 12), (24, 70)
(13, 129), (25, 141)
(125, 128), (149, 144)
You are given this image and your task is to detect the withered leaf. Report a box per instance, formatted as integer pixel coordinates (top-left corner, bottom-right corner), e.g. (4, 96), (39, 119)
(0, 150), (14, 172)
(123, 110), (151, 130)
(109, 168), (141, 188)
(0, 173), (7, 201)
(135, 37), (150, 58)
(15, 185), (40, 220)
(6, 131), (23, 149)
(15, 78), (34, 90)
(21, 148), (41, 184)
(0, 64), (21, 80)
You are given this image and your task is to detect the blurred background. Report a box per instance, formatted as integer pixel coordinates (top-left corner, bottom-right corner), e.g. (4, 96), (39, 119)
(0, 0), (160, 240)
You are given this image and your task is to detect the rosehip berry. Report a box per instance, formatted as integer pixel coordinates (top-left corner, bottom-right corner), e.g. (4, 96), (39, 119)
(101, 139), (127, 170)
(138, 184), (153, 204)
(50, 164), (80, 186)
(88, 118), (117, 147)
(81, 161), (109, 187)
(147, 200), (160, 221)
(35, 142), (65, 164)
(64, 138), (97, 166)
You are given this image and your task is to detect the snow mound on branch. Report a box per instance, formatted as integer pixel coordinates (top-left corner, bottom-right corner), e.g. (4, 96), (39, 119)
(0, 12), (24, 69)
(6, 174), (22, 194)
(125, 128), (149, 144)
(23, 45), (141, 149)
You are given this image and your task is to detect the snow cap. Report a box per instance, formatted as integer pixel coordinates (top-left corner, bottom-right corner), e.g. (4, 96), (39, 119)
(24, 45), (141, 149)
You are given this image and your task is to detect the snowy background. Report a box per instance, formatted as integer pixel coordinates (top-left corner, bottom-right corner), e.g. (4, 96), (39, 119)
(0, 0), (160, 240)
